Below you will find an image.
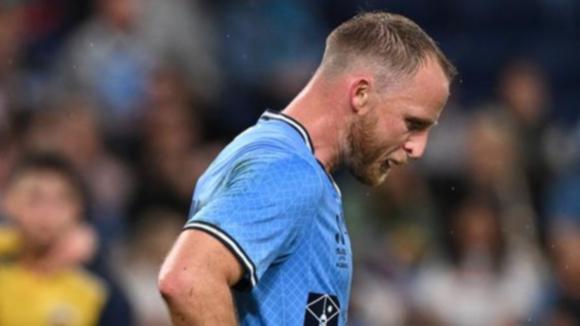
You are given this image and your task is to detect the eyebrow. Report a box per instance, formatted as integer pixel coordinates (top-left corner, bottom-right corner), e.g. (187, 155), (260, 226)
(408, 116), (437, 129)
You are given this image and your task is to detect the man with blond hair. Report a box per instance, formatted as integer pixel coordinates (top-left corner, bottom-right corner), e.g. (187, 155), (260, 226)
(159, 11), (456, 325)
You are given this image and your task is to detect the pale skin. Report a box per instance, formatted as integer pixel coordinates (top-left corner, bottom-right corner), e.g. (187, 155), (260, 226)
(158, 55), (450, 325)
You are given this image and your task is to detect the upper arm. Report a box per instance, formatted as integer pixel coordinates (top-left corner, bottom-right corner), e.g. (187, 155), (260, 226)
(159, 229), (242, 326)
(159, 228), (243, 295)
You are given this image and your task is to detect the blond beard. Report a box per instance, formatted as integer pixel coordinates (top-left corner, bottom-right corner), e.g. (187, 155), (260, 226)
(344, 111), (388, 186)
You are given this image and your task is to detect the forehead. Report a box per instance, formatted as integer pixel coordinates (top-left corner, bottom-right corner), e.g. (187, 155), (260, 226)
(10, 170), (75, 195)
(383, 57), (450, 118)
(410, 59), (449, 104)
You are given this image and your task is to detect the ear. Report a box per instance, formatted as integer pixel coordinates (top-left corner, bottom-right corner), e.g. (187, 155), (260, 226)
(349, 78), (371, 115)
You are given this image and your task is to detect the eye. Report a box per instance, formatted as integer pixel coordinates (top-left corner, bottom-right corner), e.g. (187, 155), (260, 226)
(405, 118), (430, 132)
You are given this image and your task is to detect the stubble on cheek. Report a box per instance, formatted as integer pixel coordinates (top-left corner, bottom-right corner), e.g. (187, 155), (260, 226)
(344, 116), (389, 186)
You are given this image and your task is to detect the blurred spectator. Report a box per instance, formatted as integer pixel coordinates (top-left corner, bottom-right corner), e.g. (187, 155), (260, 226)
(419, 101), (470, 177)
(0, 125), (19, 196)
(343, 165), (437, 325)
(212, 0), (327, 133)
(541, 225), (580, 326)
(113, 207), (183, 326)
(0, 152), (131, 325)
(344, 165), (437, 260)
(496, 59), (552, 189)
(547, 169), (580, 228)
(146, 66), (199, 121)
(55, 0), (153, 138)
(412, 194), (544, 325)
(539, 130), (580, 325)
(129, 65), (222, 224)
(24, 98), (134, 245)
(545, 119), (580, 228)
(0, 4), (27, 117)
(418, 100), (472, 217)
(475, 59), (554, 243)
(463, 111), (540, 246)
(138, 0), (222, 105)
(56, 0), (221, 140)
(18, 0), (90, 69)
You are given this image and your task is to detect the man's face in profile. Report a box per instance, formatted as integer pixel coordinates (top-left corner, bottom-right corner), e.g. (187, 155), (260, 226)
(345, 57), (450, 186)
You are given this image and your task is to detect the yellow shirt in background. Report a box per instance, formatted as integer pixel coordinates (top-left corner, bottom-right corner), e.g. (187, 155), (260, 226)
(0, 264), (107, 326)
(0, 227), (19, 258)
(0, 226), (107, 326)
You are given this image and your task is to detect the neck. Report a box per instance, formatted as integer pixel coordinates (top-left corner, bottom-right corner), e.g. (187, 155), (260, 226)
(19, 243), (64, 275)
(282, 73), (348, 173)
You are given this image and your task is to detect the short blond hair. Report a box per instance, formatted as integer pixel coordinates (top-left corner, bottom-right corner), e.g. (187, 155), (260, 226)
(321, 12), (457, 83)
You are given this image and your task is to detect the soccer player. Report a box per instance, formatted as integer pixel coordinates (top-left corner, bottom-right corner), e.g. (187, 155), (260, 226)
(159, 12), (456, 325)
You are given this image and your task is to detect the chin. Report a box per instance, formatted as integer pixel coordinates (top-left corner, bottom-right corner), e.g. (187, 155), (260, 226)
(352, 166), (389, 187)
(369, 173), (388, 187)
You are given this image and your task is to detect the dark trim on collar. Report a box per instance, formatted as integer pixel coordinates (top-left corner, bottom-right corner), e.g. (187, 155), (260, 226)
(315, 160), (342, 198)
(260, 109), (314, 153)
(260, 110), (341, 197)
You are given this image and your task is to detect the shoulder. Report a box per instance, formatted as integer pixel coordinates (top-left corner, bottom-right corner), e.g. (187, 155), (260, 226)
(207, 146), (325, 217)
(229, 119), (311, 159)
(232, 148), (323, 192)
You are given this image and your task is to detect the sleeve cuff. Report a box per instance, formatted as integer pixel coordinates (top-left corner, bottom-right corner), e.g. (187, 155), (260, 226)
(184, 221), (257, 291)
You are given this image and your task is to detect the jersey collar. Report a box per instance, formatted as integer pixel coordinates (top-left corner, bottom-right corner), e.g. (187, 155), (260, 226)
(260, 110), (342, 198)
(261, 110), (314, 154)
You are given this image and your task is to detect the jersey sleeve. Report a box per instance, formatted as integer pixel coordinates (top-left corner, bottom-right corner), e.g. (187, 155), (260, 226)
(184, 151), (323, 291)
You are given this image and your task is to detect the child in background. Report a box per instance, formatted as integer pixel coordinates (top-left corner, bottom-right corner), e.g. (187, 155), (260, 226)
(0, 152), (112, 325)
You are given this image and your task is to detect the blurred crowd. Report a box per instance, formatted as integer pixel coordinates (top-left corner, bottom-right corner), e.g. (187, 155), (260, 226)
(0, 0), (579, 325)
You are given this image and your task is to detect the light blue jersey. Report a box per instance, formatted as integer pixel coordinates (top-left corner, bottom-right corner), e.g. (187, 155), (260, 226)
(185, 110), (352, 325)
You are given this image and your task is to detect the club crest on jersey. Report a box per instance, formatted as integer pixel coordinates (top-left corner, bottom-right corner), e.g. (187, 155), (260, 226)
(304, 292), (340, 326)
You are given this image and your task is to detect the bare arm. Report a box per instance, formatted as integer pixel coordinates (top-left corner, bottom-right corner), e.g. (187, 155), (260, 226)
(158, 229), (243, 325)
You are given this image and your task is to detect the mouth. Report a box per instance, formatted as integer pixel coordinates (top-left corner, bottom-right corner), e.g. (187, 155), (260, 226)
(381, 159), (393, 171)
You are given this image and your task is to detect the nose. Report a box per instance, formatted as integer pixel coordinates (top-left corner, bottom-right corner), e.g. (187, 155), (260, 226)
(402, 132), (428, 159)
